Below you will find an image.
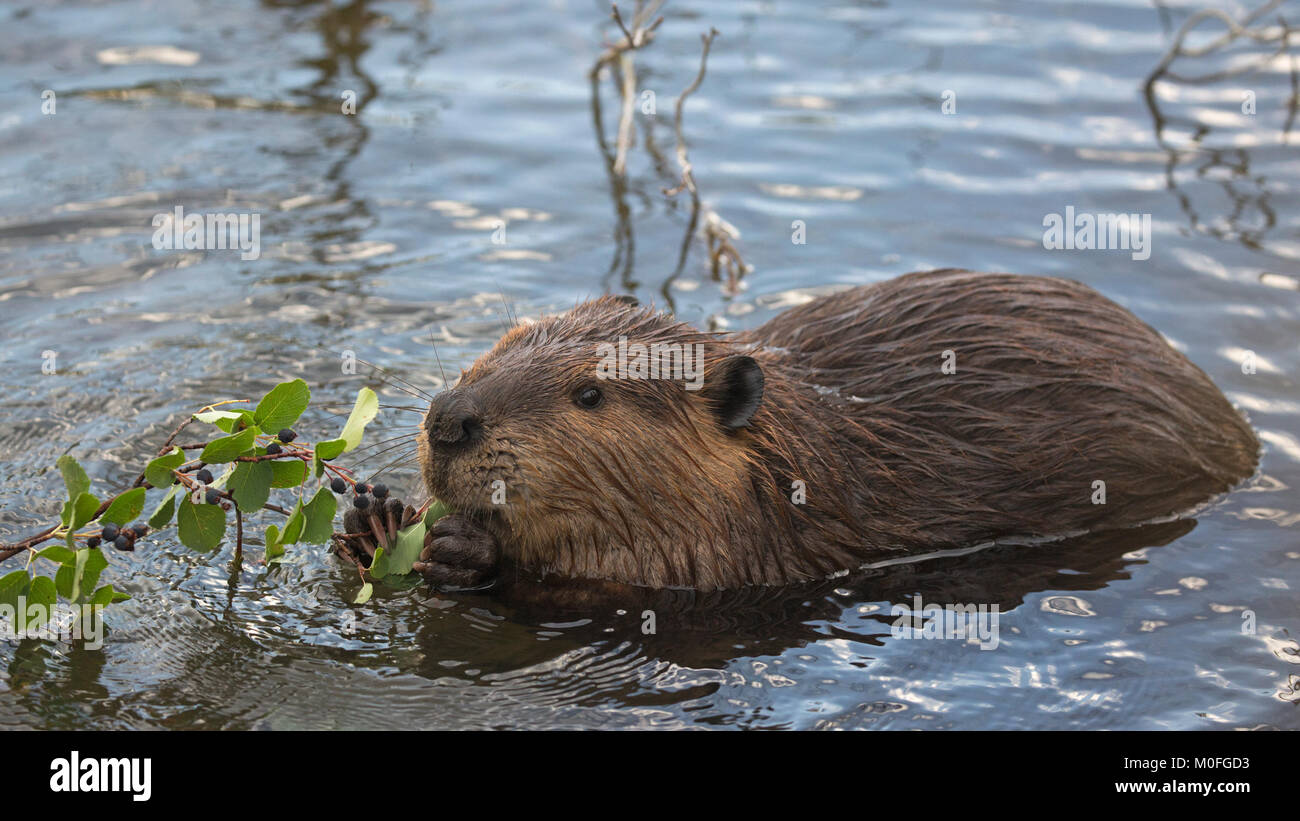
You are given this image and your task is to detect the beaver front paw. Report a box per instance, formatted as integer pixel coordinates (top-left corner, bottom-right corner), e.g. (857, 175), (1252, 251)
(412, 514), (498, 591)
(339, 495), (421, 566)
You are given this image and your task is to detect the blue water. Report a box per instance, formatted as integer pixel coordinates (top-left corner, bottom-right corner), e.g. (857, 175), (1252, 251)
(0, 0), (1297, 729)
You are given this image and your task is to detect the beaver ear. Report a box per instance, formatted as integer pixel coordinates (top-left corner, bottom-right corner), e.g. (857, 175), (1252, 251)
(704, 355), (764, 430)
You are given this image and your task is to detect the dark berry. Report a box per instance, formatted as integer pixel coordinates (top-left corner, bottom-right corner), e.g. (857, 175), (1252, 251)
(277, 428), (297, 443)
(196, 468), (214, 485)
(113, 534), (131, 551)
(131, 524), (149, 537)
(354, 483), (370, 495)
(87, 536), (101, 548)
(353, 494), (371, 510)
(371, 483), (389, 499)
(266, 442), (282, 455)
(205, 489), (221, 505)
(101, 523), (120, 541)
(330, 478), (347, 494)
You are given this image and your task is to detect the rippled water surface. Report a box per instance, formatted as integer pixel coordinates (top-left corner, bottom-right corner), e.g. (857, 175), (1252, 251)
(1, 0), (1298, 729)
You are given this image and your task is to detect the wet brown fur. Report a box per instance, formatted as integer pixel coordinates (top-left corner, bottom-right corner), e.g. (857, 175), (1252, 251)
(420, 269), (1259, 590)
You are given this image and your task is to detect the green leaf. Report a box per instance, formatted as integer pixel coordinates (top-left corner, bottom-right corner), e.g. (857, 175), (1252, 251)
(254, 379), (310, 433)
(424, 499), (454, 526)
(353, 582), (373, 605)
(69, 548), (91, 600)
(89, 584), (131, 606)
(55, 564), (73, 599)
(0, 569), (29, 612)
(100, 487), (146, 526)
(281, 498), (305, 545)
(88, 584), (131, 606)
(57, 454), (91, 500)
(384, 519), (426, 577)
(337, 387), (379, 452)
(199, 427), (259, 464)
(78, 548), (108, 603)
(228, 461), (273, 512)
(36, 545), (76, 565)
(213, 411), (256, 434)
(148, 485), (180, 529)
(57, 455), (92, 526)
(382, 572), (426, 592)
(264, 524), (285, 561)
(301, 488), (337, 544)
(55, 546), (99, 602)
(270, 459), (307, 489)
(25, 576), (56, 629)
(193, 410), (244, 425)
(66, 492), (100, 547)
(314, 438), (347, 461)
(368, 546), (389, 578)
(144, 447), (185, 488)
(177, 498), (227, 552)
(209, 465), (235, 491)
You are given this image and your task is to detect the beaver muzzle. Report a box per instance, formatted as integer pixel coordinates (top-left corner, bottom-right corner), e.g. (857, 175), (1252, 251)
(427, 389), (484, 447)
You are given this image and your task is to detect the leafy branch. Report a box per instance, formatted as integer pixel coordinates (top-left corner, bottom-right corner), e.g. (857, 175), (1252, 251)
(0, 378), (436, 617)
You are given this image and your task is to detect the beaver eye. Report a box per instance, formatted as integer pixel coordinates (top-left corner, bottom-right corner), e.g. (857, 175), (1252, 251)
(575, 386), (603, 409)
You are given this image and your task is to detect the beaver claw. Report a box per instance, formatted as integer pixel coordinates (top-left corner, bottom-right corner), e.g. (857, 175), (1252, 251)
(412, 514), (498, 591)
(339, 497), (418, 560)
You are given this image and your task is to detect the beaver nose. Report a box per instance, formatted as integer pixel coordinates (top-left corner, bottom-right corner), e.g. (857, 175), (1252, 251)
(429, 392), (483, 446)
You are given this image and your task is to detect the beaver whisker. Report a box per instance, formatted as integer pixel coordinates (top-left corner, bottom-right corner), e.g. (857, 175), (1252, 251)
(350, 355), (438, 402)
(347, 432), (421, 458)
(307, 341), (440, 402)
(497, 290), (518, 329)
(349, 440), (420, 471)
(359, 449), (422, 487)
(426, 331), (452, 391)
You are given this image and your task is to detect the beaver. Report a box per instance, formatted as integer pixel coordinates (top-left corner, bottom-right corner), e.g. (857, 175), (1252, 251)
(392, 268), (1257, 592)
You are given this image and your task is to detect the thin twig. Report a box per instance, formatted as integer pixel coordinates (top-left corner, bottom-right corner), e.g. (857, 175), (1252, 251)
(664, 27), (718, 198)
(234, 506), (244, 566)
(661, 28), (750, 292)
(1150, 0), (1285, 79)
(592, 2), (666, 176)
(128, 415), (195, 489)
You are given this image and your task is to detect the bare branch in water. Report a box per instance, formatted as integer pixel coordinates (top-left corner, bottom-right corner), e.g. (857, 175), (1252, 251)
(665, 28), (718, 199)
(591, 2), (666, 176)
(1140, 0), (1298, 253)
(234, 506), (244, 566)
(663, 28), (750, 294)
(1149, 0), (1289, 81)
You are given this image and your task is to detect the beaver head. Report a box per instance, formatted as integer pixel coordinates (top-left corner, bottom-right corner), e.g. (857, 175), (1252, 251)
(418, 296), (769, 582)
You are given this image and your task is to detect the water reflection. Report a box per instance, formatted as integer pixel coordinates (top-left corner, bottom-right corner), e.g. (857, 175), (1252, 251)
(2, 0), (1298, 730)
(1142, 0), (1298, 253)
(404, 519), (1198, 677)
